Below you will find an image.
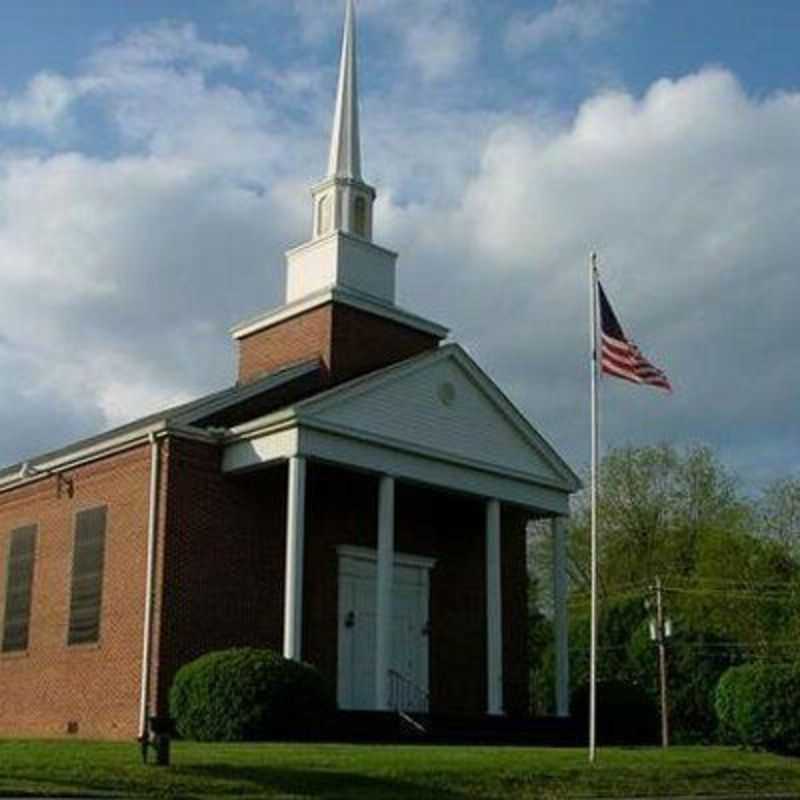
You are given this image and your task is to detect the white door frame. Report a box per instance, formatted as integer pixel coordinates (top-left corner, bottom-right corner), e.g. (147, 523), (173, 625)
(336, 545), (436, 710)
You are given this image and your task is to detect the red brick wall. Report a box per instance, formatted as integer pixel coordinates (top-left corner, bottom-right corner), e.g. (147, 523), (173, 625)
(329, 304), (441, 383)
(153, 439), (287, 716)
(237, 302), (441, 385)
(0, 441), (531, 740)
(238, 304), (333, 384)
(0, 445), (152, 740)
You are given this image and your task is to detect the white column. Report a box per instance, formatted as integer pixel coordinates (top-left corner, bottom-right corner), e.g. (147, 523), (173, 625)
(375, 475), (395, 709)
(486, 499), (504, 715)
(552, 516), (570, 717)
(283, 456), (307, 661)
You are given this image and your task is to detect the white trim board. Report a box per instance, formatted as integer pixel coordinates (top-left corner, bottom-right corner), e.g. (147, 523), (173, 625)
(223, 423), (569, 515)
(230, 285), (449, 341)
(336, 545), (437, 572)
(222, 343), (578, 514)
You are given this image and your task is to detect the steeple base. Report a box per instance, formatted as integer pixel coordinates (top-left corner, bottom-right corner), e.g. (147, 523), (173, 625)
(232, 288), (448, 385)
(286, 231), (397, 305)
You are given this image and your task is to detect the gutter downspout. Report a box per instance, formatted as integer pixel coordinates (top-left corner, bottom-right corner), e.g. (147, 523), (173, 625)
(138, 432), (161, 739)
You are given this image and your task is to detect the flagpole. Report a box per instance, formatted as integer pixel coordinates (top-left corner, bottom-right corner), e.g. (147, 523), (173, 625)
(589, 252), (600, 763)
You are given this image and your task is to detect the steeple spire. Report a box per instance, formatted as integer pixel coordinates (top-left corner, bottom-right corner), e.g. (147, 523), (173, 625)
(327, 0), (362, 181)
(307, 0), (375, 246)
(285, 0), (396, 308)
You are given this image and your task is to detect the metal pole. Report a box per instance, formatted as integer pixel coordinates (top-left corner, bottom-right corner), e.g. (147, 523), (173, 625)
(655, 577), (670, 748)
(589, 253), (600, 763)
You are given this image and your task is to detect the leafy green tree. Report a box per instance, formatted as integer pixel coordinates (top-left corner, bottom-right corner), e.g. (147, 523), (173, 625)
(545, 443), (800, 740)
(687, 528), (800, 655)
(759, 476), (800, 555)
(567, 443), (750, 597)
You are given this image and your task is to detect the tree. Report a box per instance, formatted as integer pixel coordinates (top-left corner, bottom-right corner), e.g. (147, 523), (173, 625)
(567, 443), (751, 598)
(759, 476), (800, 556)
(553, 443), (800, 740)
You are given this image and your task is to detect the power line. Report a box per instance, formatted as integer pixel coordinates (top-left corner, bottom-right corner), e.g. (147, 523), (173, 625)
(664, 587), (799, 599)
(669, 577), (800, 587)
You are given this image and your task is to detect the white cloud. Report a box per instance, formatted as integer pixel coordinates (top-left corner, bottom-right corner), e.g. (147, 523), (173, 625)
(254, 0), (475, 81)
(0, 22), (250, 139)
(432, 68), (800, 483)
(0, 72), (82, 134)
(404, 16), (475, 82)
(507, 0), (643, 52)
(0, 18), (797, 489)
(88, 21), (249, 73)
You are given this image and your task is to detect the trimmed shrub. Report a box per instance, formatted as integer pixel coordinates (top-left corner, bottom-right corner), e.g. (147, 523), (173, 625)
(571, 679), (659, 746)
(715, 661), (800, 755)
(169, 648), (335, 742)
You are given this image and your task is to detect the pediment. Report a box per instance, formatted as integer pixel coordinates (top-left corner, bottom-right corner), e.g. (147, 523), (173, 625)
(296, 346), (578, 491)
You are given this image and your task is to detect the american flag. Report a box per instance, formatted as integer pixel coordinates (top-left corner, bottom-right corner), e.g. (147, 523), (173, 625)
(598, 282), (672, 392)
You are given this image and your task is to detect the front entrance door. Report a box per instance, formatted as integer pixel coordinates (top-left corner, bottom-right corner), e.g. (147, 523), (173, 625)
(337, 546), (435, 711)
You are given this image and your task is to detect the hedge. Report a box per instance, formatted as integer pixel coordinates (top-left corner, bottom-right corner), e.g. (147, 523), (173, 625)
(169, 648), (335, 742)
(715, 661), (800, 755)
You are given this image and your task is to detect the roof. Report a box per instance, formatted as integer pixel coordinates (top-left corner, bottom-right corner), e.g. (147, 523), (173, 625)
(225, 343), (582, 496)
(0, 359), (323, 486)
(0, 344), (580, 501)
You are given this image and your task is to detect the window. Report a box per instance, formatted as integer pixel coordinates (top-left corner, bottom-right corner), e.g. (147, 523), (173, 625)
(2, 525), (37, 653)
(353, 196), (367, 237)
(68, 506), (107, 645)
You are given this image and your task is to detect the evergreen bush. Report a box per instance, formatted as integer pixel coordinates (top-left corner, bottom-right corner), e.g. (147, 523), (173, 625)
(169, 648), (335, 742)
(715, 661), (800, 755)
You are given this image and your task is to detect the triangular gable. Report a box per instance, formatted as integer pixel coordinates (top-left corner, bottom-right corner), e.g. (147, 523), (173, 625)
(295, 345), (580, 492)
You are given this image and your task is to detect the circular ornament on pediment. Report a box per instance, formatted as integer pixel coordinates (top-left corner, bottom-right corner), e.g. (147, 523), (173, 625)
(438, 382), (456, 407)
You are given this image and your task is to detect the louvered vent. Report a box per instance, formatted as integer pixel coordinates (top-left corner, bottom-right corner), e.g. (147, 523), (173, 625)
(1, 525), (37, 653)
(68, 506), (107, 646)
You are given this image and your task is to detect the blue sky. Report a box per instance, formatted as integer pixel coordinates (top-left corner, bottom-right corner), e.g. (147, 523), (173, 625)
(0, 0), (798, 490)
(3, 2), (799, 100)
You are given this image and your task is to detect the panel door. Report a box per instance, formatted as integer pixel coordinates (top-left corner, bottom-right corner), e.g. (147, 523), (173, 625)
(337, 553), (431, 711)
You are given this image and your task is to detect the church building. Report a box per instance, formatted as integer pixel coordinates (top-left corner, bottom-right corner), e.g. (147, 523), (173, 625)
(0, 0), (577, 741)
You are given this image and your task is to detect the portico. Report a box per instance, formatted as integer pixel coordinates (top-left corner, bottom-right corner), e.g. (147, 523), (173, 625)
(222, 343), (576, 716)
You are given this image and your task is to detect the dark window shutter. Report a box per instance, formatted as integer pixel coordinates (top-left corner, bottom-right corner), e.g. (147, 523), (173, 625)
(2, 525), (38, 653)
(68, 506), (107, 646)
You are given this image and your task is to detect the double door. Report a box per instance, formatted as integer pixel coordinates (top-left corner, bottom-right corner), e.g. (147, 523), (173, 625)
(337, 548), (433, 711)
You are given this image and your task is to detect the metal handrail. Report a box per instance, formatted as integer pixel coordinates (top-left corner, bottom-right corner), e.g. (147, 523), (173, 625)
(387, 669), (430, 714)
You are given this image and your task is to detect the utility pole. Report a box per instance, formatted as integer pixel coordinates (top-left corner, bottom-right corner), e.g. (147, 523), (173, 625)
(650, 577), (671, 749)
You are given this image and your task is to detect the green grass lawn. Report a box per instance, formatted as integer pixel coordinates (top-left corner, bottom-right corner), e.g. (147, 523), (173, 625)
(0, 740), (799, 799)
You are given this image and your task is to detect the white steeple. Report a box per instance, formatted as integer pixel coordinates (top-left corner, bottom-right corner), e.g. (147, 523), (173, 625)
(327, 0), (362, 181)
(285, 0), (398, 307)
(308, 0), (375, 245)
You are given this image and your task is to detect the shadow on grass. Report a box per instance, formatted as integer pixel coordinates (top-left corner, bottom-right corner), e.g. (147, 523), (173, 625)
(180, 763), (469, 799)
(0, 777), (126, 799)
